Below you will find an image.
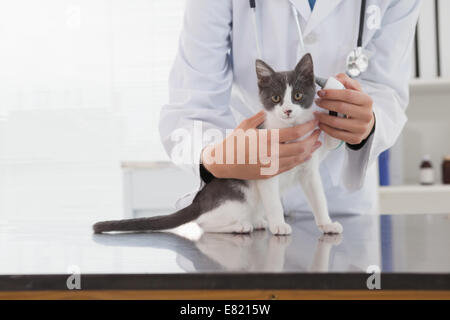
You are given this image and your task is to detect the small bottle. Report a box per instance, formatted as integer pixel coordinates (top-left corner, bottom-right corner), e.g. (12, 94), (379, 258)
(420, 155), (434, 185)
(442, 156), (450, 184)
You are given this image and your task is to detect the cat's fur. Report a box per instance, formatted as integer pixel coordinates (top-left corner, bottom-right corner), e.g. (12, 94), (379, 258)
(93, 53), (343, 235)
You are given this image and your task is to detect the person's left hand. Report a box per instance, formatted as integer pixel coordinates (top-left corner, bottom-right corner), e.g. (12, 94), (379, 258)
(314, 73), (375, 146)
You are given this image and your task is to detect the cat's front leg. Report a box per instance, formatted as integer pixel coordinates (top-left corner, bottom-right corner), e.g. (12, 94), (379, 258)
(317, 133), (341, 163)
(298, 161), (343, 234)
(323, 132), (342, 150)
(255, 177), (291, 235)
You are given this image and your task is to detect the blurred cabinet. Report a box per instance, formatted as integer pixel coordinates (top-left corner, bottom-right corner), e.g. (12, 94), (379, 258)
(391, 79), (450, 185)
(122, 162), (197, 218)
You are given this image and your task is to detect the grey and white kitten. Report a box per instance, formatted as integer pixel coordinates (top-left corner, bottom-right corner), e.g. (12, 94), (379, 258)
(93, 53), (343, 235)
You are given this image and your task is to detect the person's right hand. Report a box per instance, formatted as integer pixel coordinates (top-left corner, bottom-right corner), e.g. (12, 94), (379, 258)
(201, 111), (322, 180)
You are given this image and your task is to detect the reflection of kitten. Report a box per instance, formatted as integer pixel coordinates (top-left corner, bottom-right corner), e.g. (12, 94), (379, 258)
(195, 232), (291, 272)
(93, 53), (342, 235)
(196, 232), (343, 272)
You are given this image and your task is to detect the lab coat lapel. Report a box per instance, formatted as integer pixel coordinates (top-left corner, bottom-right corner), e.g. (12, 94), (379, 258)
(303, 0), (343, 36)
(289, 0), (312, 21)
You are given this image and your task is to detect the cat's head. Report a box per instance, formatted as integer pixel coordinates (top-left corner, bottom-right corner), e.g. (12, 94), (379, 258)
(255, 53), (315, 124)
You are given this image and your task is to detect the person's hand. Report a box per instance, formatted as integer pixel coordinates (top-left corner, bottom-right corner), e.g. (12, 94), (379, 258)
(314, 73), (375, 146)
(201, 111), (322, 180)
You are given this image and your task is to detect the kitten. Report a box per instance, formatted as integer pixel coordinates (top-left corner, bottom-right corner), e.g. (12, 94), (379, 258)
(93, 53), (343, 235)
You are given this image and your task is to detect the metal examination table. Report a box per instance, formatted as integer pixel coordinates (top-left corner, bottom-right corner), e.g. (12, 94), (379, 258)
(0, 213), (449, 299)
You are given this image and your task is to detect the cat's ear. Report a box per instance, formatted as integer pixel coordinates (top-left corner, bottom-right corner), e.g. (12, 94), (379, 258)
(255, 59), (275, 80)
(295, 53), (314, 83)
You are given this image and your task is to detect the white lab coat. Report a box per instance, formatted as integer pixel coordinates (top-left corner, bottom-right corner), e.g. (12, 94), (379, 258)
(159, 0), (421, 215)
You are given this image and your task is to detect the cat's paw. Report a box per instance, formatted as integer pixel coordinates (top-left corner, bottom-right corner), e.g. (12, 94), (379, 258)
(253, 219), (268, 230)
(232, 221), (254, 234)
(269, 222), (292, 235)
(318, 233), (343, 245)
(318, 222), (343, 234)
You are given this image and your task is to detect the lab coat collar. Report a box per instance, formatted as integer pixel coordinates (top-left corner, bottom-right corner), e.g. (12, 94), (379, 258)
(290, 0), (344, 36)
(305, 0), (343, 35)
(289, 0), (312, 21)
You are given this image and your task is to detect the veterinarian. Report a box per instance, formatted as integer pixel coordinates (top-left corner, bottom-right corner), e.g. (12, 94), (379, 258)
(159, 0), (421, 215)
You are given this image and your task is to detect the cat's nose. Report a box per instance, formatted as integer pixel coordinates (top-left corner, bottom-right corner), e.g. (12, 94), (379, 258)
(284, 109), (292, 116)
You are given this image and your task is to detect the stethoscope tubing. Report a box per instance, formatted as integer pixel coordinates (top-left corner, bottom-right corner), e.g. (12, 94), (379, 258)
(249, 0), (368, 77)
(357, 0), (367, 48)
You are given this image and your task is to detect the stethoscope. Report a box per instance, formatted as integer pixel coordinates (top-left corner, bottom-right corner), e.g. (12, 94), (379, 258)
(249, 0), (369, 78)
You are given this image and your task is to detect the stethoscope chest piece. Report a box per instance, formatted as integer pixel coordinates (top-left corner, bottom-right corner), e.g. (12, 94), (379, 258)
(346, 47), (369, 78)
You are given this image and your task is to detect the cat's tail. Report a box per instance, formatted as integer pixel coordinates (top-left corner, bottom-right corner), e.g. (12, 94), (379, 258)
(93, 202), (201, 234)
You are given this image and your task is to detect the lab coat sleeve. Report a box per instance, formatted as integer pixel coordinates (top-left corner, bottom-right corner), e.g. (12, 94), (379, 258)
(159, 0), (235, 186)
(342, 0), (421, 190)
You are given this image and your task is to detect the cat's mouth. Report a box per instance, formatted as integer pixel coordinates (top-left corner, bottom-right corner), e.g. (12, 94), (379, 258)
(279, 114), (297, 122)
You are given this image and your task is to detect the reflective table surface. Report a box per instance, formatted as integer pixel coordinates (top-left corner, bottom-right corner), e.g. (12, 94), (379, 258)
(1, 213), (449, 290)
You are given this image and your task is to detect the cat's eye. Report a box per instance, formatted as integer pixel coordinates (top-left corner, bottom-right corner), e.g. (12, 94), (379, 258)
(271, 95), (281, 103)
(294, 92), (303, 101)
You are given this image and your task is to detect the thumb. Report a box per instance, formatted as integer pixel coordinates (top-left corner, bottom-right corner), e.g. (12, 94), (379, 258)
(239, 110), (266, 129)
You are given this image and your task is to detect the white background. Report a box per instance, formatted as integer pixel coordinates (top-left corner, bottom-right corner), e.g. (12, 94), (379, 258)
(0, 0), (185, 164)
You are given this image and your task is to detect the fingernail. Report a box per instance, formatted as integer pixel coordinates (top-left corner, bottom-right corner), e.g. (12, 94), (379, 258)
(315, 98), (321, 104)
(314, 141), (322, 148)
(314, 119), (319, 125)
